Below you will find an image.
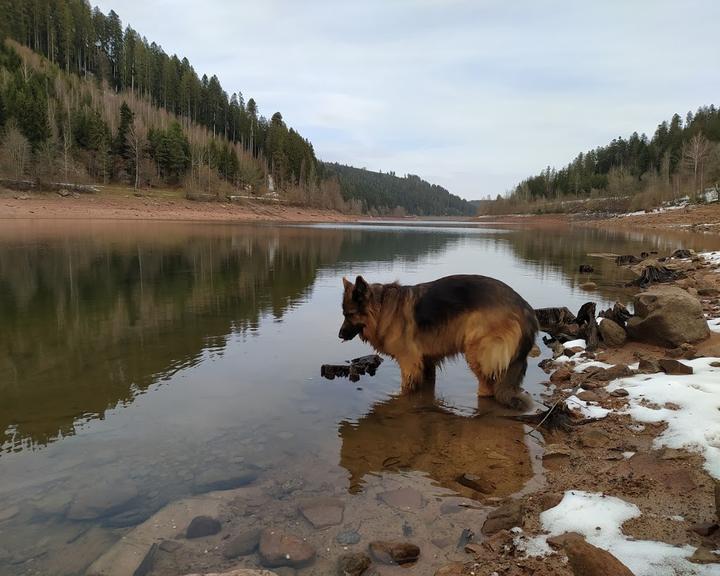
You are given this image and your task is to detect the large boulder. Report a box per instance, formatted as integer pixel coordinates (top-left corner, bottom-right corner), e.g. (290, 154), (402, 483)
(626, 286), (710, 347)
(598, 318), (626, 347)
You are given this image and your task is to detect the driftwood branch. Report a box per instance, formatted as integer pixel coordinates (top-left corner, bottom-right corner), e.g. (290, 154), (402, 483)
(321, 354), (384, 382)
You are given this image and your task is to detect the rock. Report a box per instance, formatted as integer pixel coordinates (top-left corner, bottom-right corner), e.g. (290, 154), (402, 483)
(710, 361), (720, 368)
(579, 264), (594, 273)
(626, 286), (710, 347)
(658, 448), (690, 460)
(550, 367), (573, 383)
(638, 358), (660, 373)
(182, 571), (280, 576)
(529, 344), (541, 357)
(547, 532), (634, 576)
(481, 500), (524, 535)
(689, 547), (720, 564)
(691, 522), (718, 537)
(66, 481), (139, 520)
(337, 552), (371, 575)
(434, 563), (466, 575)
(599, 319), (626, 347)
(580, 282), (597, 291)
(456, 473), (495, 494)
(715, 480), (720, 521)
(192, 468), (258, 494)
(610, 388), (629, 397)
(377, 487), (424, 510)
(580, 429), (610, 448)
(537, 492), (564, 512)
(159, 540), (182, 553)
(368, 541), (420, 565)
(658, 359), (693, 375)
(336, 529), (361, 545)
(223, 528), (261, 558)
(258, 529), (316, 568)
(0, 505), (20, 523)
(133, 543), (158, 576)
(186, 516), (221, 539)
(298, 497), (344, 529)
(577, 390), (602, 403)
(588, 364), (633, 382)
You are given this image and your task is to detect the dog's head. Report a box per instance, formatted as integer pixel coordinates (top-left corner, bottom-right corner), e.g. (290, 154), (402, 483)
(339, 275), (372, 341)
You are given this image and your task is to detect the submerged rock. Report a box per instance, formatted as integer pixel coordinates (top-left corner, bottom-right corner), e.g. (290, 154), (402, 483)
(258, 529), (316, 568)
(66, 481), (139, 521)
(223, 528), (261, 558)
(377, 487), (424, 510)
(336, 552), (371, 575)
(336, 529), (361, 545)
(368, 541), (420, 565)
(192, 468), (258, 494)
(298, 497), (345, 529)
(186, 515), (221, 539)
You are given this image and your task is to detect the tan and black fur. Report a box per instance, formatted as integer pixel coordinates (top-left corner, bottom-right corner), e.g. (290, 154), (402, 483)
(338, 274), (538, 409)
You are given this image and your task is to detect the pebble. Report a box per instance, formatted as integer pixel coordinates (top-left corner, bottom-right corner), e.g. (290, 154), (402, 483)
(186, 516), (222, 539)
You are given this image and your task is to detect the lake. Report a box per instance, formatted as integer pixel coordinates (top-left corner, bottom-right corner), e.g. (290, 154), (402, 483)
(1, 219), (718, 575)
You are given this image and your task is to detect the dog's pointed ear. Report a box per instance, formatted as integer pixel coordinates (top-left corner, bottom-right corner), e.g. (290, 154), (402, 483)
(342, 276), (353, 291)
(353, 275), (369, 301)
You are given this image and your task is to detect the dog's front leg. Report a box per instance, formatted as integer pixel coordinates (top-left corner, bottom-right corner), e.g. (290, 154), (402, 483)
(399, 358), (425, 392)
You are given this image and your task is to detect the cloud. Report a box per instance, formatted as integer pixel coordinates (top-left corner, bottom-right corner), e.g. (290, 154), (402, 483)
(94, 0), (720, 199)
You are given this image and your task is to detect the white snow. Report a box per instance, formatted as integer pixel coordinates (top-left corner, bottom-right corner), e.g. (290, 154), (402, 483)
(708, 318), (720, 334)
(565, 395), (611, 419)
(523, 491), (716, 576)
(700, 251), (720, 265)
(607, 357), (720, 479)
(564, 338), (587, 349)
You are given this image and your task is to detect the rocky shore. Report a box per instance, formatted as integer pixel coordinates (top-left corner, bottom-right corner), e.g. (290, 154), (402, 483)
(80, 252), (720, 576)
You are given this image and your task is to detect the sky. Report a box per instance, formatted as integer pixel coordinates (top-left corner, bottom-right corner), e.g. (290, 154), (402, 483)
(93, 0), (720, 200)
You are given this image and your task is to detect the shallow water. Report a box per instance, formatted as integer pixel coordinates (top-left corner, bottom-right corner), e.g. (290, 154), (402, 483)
(0, 219), (718, 575)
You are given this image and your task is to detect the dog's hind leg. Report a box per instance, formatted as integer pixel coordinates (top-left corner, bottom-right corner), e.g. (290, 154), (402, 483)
(494, 355), (532, 410)
(466, 356), (495, 397)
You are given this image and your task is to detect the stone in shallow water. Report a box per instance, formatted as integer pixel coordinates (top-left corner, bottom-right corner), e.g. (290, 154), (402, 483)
(377, 487), (424, 510)
(336, 552), (371, 576)
(0, 506), (20, 523)
(66, 480), (139, 520)
(192, 468), (258, 494)
(298, 497), (345, 529)
(222, 528), (262, 559)
(368, 541), (420, 565)
(186, 515), (222, 539)
(336, 529), (361, 545)
(258, 529), (316, 568)
(481, 499), (524, 535)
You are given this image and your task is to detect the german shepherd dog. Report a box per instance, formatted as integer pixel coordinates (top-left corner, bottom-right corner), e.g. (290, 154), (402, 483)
(338, 275), (538, 409)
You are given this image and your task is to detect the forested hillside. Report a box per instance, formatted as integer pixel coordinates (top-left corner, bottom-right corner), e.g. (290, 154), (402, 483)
(483, 106), (720, 214)
(0, 0), (474, 216)
(320, 163), (476, 217)
(0, 0), (324, 200)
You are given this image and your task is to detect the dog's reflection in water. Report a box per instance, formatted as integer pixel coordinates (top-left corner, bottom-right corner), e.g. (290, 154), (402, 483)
(338, 389), (534, 499)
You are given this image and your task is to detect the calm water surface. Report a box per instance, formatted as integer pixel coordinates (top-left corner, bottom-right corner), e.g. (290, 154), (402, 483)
(1, 220), (718, 575)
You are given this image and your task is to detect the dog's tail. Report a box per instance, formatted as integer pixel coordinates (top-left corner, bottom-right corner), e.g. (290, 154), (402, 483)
(494, 306), (538, 410)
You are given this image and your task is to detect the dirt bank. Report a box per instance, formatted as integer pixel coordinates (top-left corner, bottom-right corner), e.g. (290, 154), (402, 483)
(0, 188), (354, 223)
(590, 202), (720, 234)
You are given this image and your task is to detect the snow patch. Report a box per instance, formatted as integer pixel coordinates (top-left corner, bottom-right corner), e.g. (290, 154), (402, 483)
(525, 491), (715, 576)
(700, 251), (720, 265)
(708, 318), (720, 334)
(607, 357), (720, 479)
(565, 395), (610, 419)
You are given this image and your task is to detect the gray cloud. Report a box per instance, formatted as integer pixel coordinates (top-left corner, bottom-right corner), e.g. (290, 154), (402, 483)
(94, 0), (720, 199)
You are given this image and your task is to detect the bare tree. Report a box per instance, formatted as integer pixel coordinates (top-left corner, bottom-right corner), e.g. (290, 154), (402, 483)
(683, 132), (711, 198)
(127, 118), (147, 190)
(1, 123), (31, 178)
